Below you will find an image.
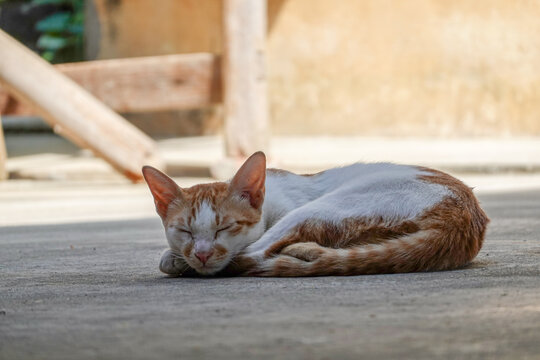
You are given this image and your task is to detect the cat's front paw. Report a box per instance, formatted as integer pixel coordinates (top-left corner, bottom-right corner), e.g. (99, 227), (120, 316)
(159, 249), (190, 276)
(280, 242), (327, 262)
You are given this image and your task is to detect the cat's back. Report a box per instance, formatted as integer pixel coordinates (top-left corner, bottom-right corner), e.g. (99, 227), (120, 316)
(303, 162), (458, 221)
(314, 162), (445, 193)
(268, 162), (453, 200)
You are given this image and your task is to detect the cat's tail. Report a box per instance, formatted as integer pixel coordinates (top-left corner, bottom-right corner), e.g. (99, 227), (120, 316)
(252, 195), (489, 277)
(253, 230), (447, 276)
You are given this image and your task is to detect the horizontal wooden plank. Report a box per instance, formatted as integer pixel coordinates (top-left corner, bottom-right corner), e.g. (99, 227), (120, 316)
(0, 53), (222, 115)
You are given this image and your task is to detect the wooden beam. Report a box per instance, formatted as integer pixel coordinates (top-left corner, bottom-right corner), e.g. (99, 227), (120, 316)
(0, 53), (222, 115)
(0, 86), (34, 115)
(0, 115), (7, 180)
(222, 0), (269, 157)
(0, 29), (163, 182)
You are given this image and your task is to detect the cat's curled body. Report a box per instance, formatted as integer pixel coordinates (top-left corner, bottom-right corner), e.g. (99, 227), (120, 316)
(143, 152), (488, 277)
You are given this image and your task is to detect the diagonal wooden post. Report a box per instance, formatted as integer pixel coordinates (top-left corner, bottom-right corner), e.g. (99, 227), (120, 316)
(222, 0), (269, 158)
(0, 29), (163, 182)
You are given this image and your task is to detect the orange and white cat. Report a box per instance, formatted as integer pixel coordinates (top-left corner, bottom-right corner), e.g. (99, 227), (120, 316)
(143, 152), (488, 277)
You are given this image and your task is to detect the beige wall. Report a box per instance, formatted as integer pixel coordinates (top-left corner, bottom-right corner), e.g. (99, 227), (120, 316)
(91, 0), (540, 137)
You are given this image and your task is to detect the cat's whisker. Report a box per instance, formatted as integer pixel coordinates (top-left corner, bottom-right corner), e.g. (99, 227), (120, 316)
(179, 264), (191, 274)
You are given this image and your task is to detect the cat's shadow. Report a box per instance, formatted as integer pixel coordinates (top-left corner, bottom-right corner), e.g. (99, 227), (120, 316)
(146, 259), (496, 283)
(155, 269), (238, 280)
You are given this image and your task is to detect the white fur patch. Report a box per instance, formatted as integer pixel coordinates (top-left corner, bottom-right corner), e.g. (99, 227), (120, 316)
(191, 201), (216, 242)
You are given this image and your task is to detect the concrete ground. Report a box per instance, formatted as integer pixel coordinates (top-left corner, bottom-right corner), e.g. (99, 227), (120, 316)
(1, 135), (540, 359)
(1, 177), (540, 359)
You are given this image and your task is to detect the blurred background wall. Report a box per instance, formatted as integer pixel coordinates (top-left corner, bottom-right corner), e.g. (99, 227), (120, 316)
(40, 0), (540, 137)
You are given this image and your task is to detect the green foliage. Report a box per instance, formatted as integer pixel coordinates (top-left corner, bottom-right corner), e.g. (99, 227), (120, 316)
(36, 12), (71, 32)
(31, 0), (70, 5)
(31, 0), (84, 63)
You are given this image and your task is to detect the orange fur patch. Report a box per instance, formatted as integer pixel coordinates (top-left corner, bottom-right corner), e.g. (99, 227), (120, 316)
(214, 244), (228, 260)
(264, 218), (420, 258)
(182, 242), (194, 259)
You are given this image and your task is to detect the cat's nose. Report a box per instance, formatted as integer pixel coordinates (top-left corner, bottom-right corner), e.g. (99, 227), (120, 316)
(195, 249), (214, 265)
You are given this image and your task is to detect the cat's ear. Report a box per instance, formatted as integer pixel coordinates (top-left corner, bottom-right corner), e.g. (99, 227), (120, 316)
(229, 151), (266, 209)
(142, 166), (183, 219)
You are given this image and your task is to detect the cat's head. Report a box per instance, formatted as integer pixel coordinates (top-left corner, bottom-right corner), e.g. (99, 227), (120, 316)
(142, 152), (266, 275)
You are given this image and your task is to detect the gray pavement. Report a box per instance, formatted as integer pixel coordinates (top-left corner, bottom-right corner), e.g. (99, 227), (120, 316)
(1, 188), (540, 359)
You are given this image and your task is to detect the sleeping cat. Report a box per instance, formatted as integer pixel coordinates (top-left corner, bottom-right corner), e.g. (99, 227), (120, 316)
(142, 152), (488, 277)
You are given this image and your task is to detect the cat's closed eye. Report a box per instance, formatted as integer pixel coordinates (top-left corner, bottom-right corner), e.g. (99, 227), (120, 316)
(176, 227), (193, 237)
(215, 225), (233, 238)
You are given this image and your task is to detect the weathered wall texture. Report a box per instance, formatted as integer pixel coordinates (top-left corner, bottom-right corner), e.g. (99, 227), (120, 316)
(90, 0), (540, 137)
